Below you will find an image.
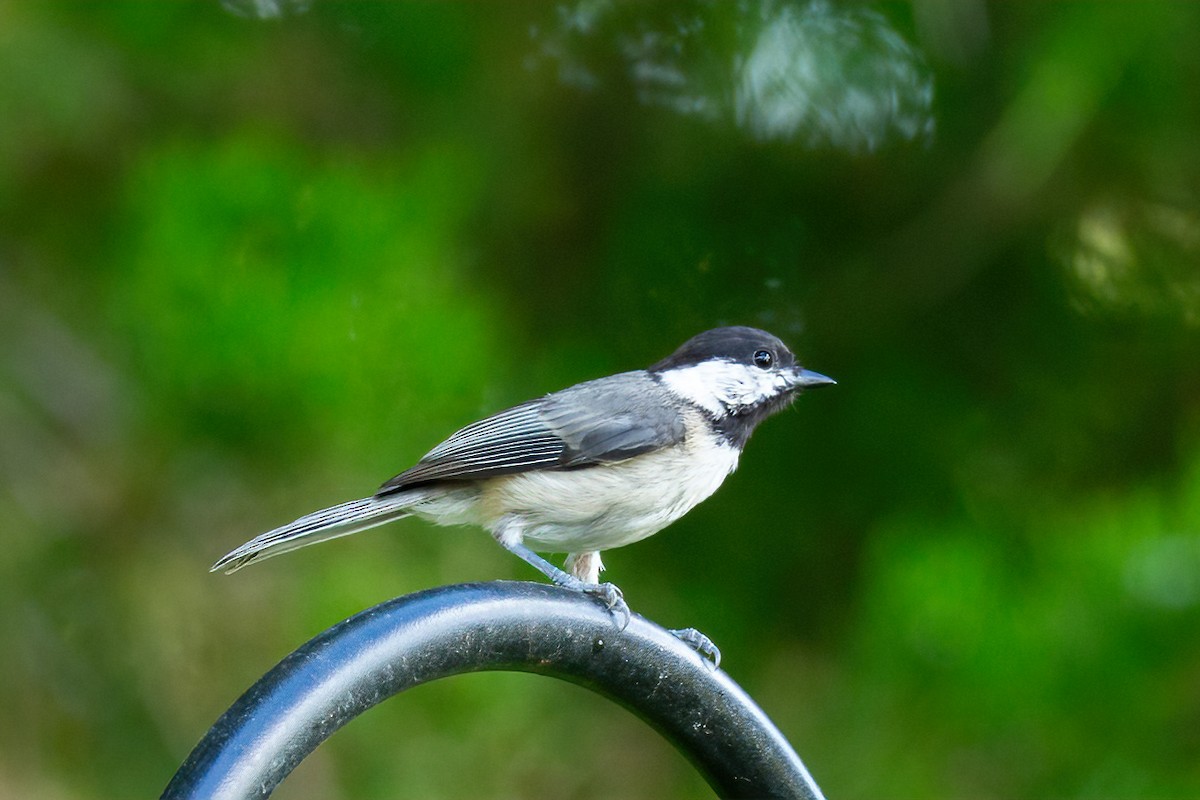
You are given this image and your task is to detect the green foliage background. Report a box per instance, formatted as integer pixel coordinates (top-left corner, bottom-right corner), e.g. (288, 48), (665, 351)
(2, 2), (1199, 797)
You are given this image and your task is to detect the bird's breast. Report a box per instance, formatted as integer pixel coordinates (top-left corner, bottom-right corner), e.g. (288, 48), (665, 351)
(481, 415), (740, 552)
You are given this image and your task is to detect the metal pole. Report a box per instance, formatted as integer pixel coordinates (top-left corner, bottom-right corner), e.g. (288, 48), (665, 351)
(162, 581), (825, 799)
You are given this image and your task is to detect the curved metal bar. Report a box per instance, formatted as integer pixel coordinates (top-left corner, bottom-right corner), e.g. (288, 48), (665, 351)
(162, 581), (825, 799)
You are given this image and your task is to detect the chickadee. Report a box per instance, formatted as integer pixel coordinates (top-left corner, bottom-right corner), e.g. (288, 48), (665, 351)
(213, 326), (834, 665)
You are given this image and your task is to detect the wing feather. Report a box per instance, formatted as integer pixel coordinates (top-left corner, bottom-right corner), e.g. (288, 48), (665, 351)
(377, 372), (686, 494)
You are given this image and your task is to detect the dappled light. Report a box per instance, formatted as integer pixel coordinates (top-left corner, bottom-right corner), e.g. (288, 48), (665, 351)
(733, 1), (933, 149)
(220, 0), (312, 20)
(1063, 199), (1200, 325)
(529, 0), (934, 152)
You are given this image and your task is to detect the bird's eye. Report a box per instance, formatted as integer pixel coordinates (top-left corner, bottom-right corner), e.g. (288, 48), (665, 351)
(753, 349), (774, 369)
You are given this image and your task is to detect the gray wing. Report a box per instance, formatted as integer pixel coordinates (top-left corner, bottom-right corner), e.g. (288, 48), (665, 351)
(377, 371), (685, 494)
(542, 373), (687, 467)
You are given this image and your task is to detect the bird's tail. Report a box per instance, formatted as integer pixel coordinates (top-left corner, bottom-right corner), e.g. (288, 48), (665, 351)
(211, 494), (418, 574)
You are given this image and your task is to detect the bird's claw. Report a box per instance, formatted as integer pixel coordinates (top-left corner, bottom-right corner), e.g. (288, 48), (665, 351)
(583, 581), (631, 631)
(670, 627), (722, 670)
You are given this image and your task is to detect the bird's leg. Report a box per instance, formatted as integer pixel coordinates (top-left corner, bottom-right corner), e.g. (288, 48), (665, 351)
(495, 527), (716, 665)
(498, 538), (630, 630)
(564, 551), (603, 584)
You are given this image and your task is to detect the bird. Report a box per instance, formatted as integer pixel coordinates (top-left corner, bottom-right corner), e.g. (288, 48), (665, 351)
(212, 326), (834, 666)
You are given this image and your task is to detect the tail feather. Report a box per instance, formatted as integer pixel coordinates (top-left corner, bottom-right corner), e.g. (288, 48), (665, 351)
(212, 495), (416, 574)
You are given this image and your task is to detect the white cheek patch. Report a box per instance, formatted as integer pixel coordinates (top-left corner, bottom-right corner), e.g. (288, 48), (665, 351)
(659, 360), (788, 417)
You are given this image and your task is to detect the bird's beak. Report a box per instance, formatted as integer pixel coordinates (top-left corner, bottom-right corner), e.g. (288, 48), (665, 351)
(791, 368), (836, 390)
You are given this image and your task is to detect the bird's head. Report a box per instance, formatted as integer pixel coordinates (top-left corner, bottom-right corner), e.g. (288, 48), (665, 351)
(651, 326), (834, 445)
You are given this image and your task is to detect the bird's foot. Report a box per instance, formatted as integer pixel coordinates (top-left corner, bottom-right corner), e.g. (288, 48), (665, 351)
(669, 627), (722, 670)
(497, 539), (631, 630)
(578, 581), (631, 631)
